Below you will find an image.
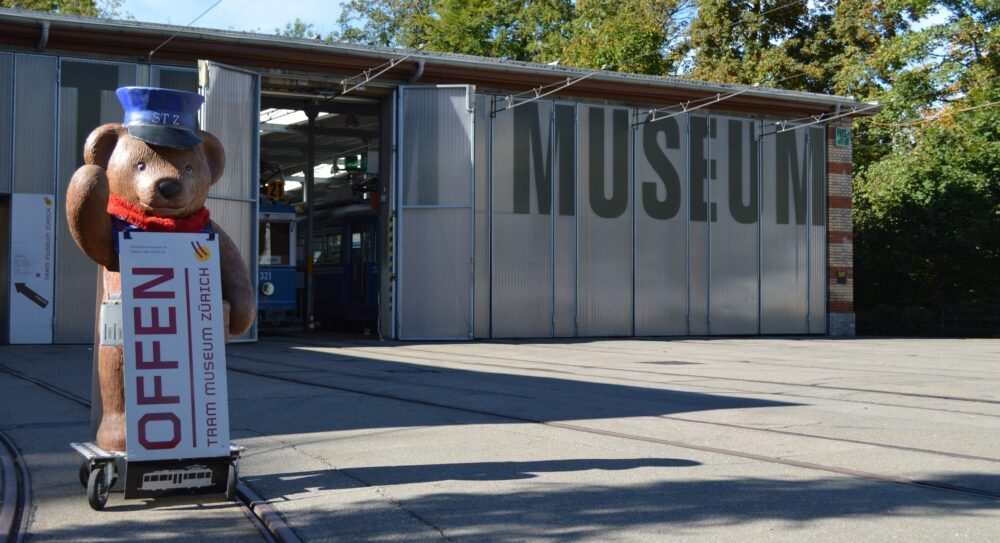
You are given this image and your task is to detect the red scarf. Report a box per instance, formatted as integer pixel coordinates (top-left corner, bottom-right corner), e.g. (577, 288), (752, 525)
(107, 194), (211, 233)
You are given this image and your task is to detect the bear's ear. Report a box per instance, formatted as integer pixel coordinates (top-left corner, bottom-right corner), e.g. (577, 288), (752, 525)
(83, 124), (124, 169)
(197, 131), (226, 185)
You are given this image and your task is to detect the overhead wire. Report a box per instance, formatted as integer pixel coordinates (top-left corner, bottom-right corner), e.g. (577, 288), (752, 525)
(148, 0), (223, 62)
(872, 99), (1000, 127)
(635, 71), (810, 127)
(339, 40), (437, 96)
(761, 85), (994, 136)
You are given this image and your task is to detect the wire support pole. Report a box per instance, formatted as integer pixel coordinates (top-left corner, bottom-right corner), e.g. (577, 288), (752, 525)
(764, 103), (881, 136)
(340, 42), (433, 96)
(633, 72), (809, 129)
(635, 87), (757, 127)
(491, 69), (605, 116)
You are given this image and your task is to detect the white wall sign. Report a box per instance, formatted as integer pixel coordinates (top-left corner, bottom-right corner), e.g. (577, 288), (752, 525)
(120, 232), (230, 461)
(8, 193), (56, 344)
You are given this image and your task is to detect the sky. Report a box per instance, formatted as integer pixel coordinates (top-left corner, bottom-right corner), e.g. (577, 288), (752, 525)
(120, 0), (343, 36)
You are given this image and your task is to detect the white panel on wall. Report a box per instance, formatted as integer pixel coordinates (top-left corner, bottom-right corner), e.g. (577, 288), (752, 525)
(761, 127), (810, 333)
(809, 126), (827, 334)
(474, 94), (491, 338)
(634, 111), (688, 336)
(552, 103), (577, 337)
(577, 105), (632, 337)
(491, 100), (553, 338)
(710, 117), (760, 335)
(398, 86), (475, 339)
(688, 115), (710, 335)
(200, 61), (260, 341)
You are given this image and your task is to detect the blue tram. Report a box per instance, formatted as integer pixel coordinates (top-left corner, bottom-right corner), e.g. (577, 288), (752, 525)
(258, 203), (298, 326)
(307, 203), (379, 329)
(257, 201), (379, 330)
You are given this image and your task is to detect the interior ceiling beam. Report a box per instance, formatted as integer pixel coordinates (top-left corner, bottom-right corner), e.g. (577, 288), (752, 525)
(260, 96), (381, 116)
(260, 123), (377, 139)
(263, 144), (371, 172)
(259, 142), (350, 152)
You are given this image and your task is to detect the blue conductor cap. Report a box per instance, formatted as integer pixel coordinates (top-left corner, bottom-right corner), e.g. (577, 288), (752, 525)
(116, 86), (204, 149)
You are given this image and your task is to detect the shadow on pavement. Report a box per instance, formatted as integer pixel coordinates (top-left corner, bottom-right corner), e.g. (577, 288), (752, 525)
(226, 341), (800, 435)
(245, 457), (702, 492)
(249, 470), (1000, 542)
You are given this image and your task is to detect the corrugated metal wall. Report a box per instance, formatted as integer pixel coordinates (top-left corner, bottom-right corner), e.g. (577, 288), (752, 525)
(761, 129), (810, 333)
(13, 54), (56, 194)
(577, 105), (633, 336)
(441, 97), (829, 340)
(808, 127), (827, 333)
(0, 198), (9, 344)
(54, 59), (136, 343)
(552, 103), (577, 337)
(491, 101), (553, 337)
(200, 61), (260, 341)
(634, 111), (688, 336)
(398, 86), (474, 339)
(688, 116), (711, 335)
(0, 53), (12, 195)
(710, 117), (760, 335)
(473, 95), (491, 338)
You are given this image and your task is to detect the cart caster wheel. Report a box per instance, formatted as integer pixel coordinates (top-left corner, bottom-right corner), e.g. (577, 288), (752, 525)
(224, 463), (237, 501)
(88, 465), (110, 511)
(79, 461), (91, 488)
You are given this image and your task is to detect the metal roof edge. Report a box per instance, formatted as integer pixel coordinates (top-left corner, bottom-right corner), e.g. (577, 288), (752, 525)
(0, 7), (874, 112)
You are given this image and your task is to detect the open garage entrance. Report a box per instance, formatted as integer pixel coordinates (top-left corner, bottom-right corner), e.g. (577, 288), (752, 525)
(255, 90), (389, 337)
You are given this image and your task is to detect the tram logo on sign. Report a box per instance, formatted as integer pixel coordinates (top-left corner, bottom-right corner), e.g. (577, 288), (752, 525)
(192, 241), (212, 262)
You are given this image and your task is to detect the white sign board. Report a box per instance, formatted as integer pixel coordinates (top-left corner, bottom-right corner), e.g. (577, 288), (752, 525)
(8, 194), (56, 344)
(120, 232), (230, 461)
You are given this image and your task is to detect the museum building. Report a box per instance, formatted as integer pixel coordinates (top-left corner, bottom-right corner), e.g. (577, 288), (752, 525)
(0, 8), (861, 343)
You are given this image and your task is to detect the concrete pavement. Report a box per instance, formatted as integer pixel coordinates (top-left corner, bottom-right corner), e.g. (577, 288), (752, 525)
(2, 337), (999, 541)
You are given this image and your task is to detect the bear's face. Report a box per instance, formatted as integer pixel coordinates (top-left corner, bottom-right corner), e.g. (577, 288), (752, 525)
(107, 137), (213, 218)
(83, 124), (225, 219)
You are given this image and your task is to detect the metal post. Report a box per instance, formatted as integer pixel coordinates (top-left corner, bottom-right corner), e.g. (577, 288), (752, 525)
(303, 106), (317, 332)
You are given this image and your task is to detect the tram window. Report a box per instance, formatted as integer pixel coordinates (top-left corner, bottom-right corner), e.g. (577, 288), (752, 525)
(321, 233), (342, 264)
(259, 222), (292, 265)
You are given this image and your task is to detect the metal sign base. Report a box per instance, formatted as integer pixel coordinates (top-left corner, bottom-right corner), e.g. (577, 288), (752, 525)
(70, 441), (243, 510)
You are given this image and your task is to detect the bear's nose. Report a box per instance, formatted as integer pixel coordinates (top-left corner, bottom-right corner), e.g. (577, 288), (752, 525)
(156, 180), (182, 200)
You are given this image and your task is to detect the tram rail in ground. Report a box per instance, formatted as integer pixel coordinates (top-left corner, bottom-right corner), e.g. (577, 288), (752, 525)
(0, 428), (30, 543)
(221, 352), (1000, 504)
(0, 362), (298, 543)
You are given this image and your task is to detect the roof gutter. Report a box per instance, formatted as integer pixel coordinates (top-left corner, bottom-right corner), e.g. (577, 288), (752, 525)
(0, 8), (872, 113)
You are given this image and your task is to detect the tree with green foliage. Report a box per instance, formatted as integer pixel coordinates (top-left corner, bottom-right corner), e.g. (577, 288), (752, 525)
(851, 2), (999, 334)
(561, 0), (690, 75)
(2, 0), (124, 17)
(426, 0), (573, 62)
(681, 0), (812, 85)
(331, 0), (433, 48)
(2, 0), (98, 16)
(277, 18), (318, 39)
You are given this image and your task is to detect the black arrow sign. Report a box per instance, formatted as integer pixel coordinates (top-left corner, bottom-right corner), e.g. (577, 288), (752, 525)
(15, 283), (49, 309)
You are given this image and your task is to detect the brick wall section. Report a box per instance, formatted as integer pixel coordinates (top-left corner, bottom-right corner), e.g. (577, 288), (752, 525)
(827, 122), (855, 335)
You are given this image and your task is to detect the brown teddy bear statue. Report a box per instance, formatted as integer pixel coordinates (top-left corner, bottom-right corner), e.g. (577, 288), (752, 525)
(65, 87), (255, 452)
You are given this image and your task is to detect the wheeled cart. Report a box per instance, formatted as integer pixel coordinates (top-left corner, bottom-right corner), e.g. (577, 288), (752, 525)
(71, 441), (244, 511)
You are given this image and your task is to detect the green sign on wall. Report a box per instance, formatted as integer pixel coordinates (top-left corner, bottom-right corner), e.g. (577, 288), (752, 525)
(835, 126), (851, 147)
